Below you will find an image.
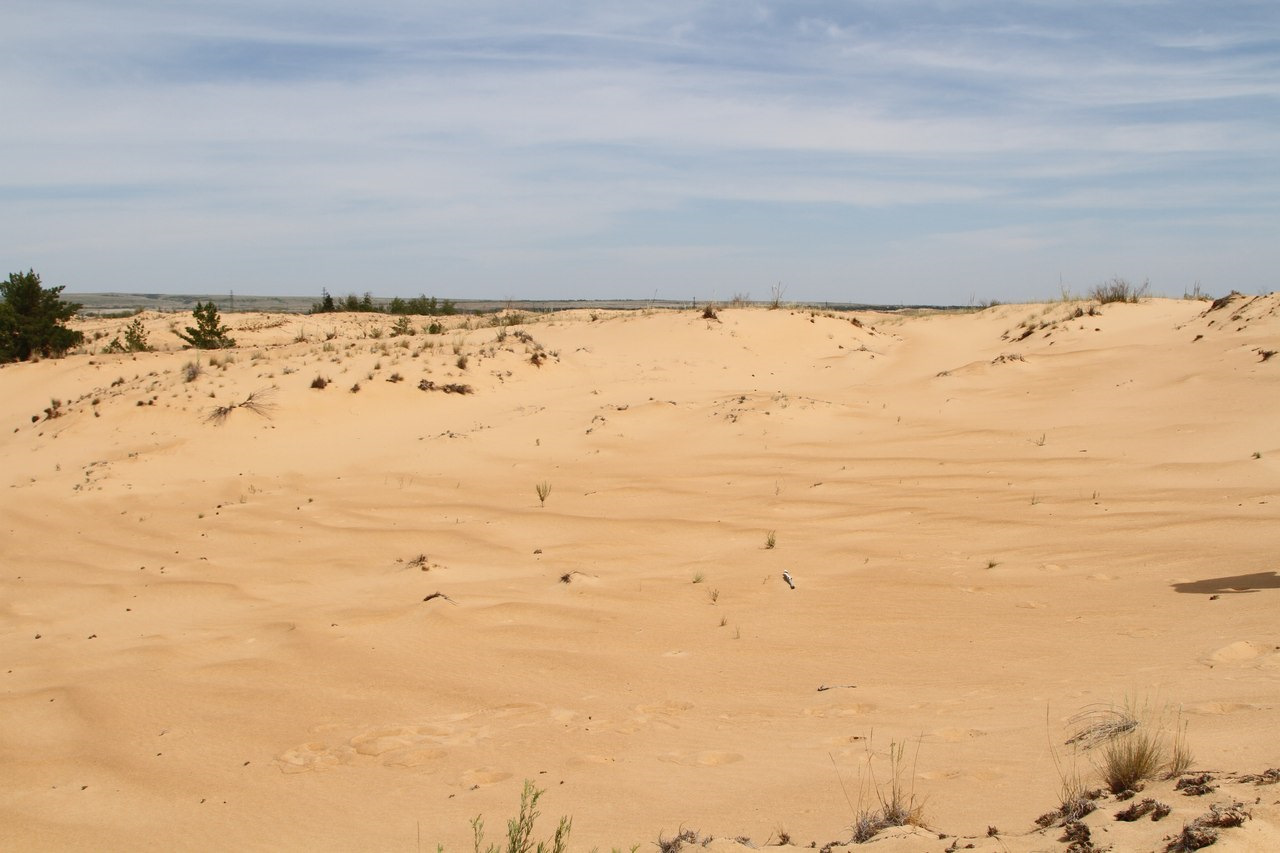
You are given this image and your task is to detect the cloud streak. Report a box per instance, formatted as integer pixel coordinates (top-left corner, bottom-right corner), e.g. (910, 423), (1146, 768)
(3, 0), (1278, 301)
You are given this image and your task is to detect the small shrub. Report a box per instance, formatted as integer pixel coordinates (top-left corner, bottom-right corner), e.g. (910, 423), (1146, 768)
(391, 316), (414, 337)
(850, 739), (927, 843)
(120, 317), (151, 352)
(182, 360), (203, 383)
(535, 481), (551, 506)
(176, 301), (236, 349)
(765, 530), (776, 549)
(1099, 728), (1166, 793)
(470, 779), (571, 853)
(311, 375), (329, 390)
(456, 354), (469, 370)
(1088, 278), (1149, 304)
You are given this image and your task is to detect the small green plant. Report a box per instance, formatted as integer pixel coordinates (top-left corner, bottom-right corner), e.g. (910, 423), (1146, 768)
(691, 572), (705, 584)
(535, 481), (551, 506)
(708, 588), (719, 604)
(391, 316), (415, 337)
(470, 780), (571, 853)
(764, 530), (776, 549)
(176, 301), (236, 349)
(104, 317), (152, 353)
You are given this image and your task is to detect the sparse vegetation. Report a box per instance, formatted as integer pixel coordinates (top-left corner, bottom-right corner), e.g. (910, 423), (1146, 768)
(535, 481), (551, 506)
(848, 738), (927, 843)
(1064, 701), (1195, 795)
(1165, 803), (1251, 852)
(103, 317), (151, 353)
(1098, 725), (1167, 794)
(764, 530), (776, 549)
(206, 387), (276, 425)
(469, 780), (571, 853)
(1088, 277), (1149, 304)
(311, 375), (329, 389)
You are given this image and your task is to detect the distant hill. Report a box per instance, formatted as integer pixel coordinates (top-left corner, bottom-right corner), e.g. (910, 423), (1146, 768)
(69, 292), (964, 315)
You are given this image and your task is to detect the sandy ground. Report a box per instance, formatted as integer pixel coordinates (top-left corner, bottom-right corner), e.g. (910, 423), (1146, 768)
(1, 295), (1277, 852)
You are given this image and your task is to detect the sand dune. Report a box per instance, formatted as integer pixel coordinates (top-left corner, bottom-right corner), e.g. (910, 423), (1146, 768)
(2, 296), (1278, 851)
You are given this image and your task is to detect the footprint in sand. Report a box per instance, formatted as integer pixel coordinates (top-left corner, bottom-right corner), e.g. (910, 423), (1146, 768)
(275, 742), (355, 774)
(459, 767), (512, 787)
(349, 725), (453, 756)
(1206, 640), (1268, 665)
(619, 700), (693, 733)
(385, 748), (447, 768)
(658, 751), (743, 767)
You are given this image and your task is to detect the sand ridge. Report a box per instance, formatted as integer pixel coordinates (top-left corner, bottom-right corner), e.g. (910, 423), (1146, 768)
(1, 296), (1278, 850)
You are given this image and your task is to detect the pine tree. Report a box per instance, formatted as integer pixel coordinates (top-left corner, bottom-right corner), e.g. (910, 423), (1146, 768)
(0, 269), (85, 362)
(176, 301), (236, 349)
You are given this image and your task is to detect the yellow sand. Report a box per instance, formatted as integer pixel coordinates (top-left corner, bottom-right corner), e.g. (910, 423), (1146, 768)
(2, 296), (1277, 851)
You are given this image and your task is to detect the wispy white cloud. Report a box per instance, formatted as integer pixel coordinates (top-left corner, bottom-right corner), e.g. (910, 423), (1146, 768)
(2, 0), (1277, 300)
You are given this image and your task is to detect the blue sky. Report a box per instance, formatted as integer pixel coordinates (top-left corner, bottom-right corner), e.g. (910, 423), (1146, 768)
(3, 1), (1278, 303)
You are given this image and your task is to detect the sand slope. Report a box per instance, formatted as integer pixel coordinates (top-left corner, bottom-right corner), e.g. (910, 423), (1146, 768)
(1, 296), (1278, 851)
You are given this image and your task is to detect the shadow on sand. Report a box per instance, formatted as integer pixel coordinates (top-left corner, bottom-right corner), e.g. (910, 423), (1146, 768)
(1172, 571), (1280, 595)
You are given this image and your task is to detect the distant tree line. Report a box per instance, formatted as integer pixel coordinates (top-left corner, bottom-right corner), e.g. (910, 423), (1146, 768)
(310, 289), (457, 316)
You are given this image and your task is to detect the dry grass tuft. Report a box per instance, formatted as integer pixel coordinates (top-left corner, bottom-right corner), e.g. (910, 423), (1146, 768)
(1165, 803), (1251, 852)
(1065, 704), (1139, 750)
(1098, 727), (1167, 794)
(846, 738), (927, 844)
(206, 387), (277, 425)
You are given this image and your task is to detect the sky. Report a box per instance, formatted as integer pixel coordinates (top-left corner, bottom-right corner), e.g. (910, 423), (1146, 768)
(3, 1), (1278, 304)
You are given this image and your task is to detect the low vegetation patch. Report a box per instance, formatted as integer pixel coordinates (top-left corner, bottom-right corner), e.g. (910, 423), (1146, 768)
(1088, 277), (1148, 304)
(468, 780), (571, 853)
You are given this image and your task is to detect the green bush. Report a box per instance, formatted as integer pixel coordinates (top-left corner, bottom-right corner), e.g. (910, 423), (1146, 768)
(104, 317), (152, 353)
(0, 269), (85, 362)
(176, 301), (236, 349)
